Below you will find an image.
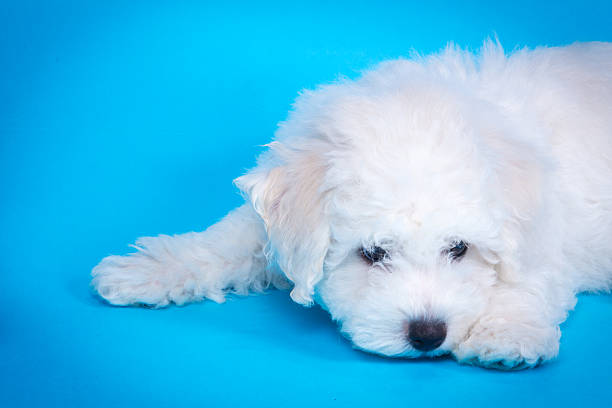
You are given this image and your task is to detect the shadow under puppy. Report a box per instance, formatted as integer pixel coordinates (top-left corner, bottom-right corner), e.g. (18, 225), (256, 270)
(92, 41), (612, 369)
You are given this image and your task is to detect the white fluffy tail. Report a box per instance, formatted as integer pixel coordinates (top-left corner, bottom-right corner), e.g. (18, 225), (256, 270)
(91, 204), (286, 307)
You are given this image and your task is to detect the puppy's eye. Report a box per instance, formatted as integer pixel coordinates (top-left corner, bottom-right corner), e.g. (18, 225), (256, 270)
(360, 246), (388, 264)
(445, 240), (468, 261)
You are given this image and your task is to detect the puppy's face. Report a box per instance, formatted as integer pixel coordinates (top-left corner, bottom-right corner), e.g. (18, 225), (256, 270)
(317, 233), (496, 358)
(313, 105), (505, 357)
(238, 67), (544, 359)
(316, 174), (501, 358)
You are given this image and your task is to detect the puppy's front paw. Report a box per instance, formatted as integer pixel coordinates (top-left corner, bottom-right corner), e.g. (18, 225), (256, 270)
(92, 253), (174, 307)
(453, 317), (560, 370)
(92, 251), (222, 307)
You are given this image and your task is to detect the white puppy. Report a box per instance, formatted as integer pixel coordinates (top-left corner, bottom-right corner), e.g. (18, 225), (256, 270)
(92, 41), (612, 369)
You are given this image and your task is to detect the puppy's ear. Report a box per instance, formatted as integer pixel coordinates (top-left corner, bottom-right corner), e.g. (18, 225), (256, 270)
(485, 129), (550, 283)
(234, 147), (330, 306)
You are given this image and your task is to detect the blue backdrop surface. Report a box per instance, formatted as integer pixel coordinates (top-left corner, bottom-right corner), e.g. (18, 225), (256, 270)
(1, 1), (611, 407)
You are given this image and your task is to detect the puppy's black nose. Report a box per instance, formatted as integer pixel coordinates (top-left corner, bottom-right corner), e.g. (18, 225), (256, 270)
(407, 318), (447, 352)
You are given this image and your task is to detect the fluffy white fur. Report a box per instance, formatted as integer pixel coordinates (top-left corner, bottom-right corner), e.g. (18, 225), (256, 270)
(92, 41), (612, 370)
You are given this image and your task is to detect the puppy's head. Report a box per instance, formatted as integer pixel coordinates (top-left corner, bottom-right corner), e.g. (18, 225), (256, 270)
(236, 57), (548, 358)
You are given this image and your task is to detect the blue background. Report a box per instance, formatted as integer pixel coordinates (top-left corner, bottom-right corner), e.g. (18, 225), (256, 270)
(1, 1), (611, 407)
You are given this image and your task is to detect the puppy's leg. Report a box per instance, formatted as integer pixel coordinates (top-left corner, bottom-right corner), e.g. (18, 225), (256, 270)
(453, 282), (574, 370)
(92, 204), (285, 307)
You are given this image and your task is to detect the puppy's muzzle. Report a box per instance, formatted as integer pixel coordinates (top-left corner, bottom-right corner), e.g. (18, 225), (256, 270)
(406, 318), (447, 352)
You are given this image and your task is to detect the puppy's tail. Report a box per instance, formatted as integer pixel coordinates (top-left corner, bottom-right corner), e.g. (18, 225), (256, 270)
(91, 203), (286, 307)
